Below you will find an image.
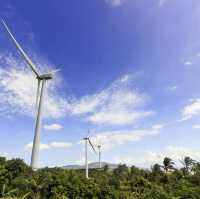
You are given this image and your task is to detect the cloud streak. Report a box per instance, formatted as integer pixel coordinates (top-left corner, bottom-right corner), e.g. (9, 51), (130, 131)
(0, 53), (153, 127)
(0, 53), (70, 118)
(181, 98), (200, 120)
(158, 0), (167, 7)
(192, 124), (200, 129)
(43, 123), (63, 131)
(25, 142), (72, 151)
(167, 86), (178, 91)
(183, 61), (193, 66)
(70, 75), (153, 126)
(88, 125), (163, 151)
(104, 0), (125, 7)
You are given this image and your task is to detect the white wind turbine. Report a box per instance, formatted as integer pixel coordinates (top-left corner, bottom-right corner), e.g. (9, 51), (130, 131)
(83, 130), (97, 179)
(1, 20), (59, 170)
(94, 136), (102, 169)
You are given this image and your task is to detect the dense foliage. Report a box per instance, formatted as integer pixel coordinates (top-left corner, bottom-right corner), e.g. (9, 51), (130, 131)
(1, 156), (200, 198)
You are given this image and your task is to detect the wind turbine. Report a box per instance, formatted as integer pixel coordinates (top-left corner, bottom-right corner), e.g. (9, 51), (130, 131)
(1, 20), (59, 170)
(83, 130), (97, 179)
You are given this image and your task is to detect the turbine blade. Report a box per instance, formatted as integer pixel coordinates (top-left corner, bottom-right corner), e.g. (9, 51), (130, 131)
(86, 129), (90, 137)
(88, 138), (97, 154)
(43, 69), (60, 76)
(1, 19), (40, 77)
(49, 68), (60, 74)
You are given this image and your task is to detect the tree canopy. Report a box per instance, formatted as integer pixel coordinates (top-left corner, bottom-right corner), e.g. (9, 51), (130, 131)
(0, 156), (200, 198)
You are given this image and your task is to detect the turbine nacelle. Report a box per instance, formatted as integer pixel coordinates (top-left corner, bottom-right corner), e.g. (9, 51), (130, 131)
(84, 137), (97, 154)
(37, 73), (53, 80)
(37, 69), (60, 80)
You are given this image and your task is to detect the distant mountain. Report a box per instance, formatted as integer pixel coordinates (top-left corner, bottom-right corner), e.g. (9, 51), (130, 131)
(63, 164), (82, 170)
(89, 162), (118, 169)
(63, 162), (118, 170)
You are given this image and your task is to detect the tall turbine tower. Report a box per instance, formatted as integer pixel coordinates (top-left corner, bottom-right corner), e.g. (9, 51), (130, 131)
(2, 20), (58, 170)
(97, 145), (101, 169)
(83, 132), (97, 179)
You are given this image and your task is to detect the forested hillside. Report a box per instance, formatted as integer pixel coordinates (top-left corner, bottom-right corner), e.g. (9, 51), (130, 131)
(1, 156), (200, 198)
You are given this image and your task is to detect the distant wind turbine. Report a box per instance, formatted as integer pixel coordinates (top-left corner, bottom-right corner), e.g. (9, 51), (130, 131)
(1, 20), (59, 170)
(83, 130), (97, 179)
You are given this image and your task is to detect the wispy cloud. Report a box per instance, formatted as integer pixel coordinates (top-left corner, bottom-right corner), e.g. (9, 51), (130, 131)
(88, 125), (163, 152)
(0, 152), (9, 157)
(0, 53), (70, 118)
(192, 124), (200, 129)
(183, 61), (193, 66)
(25, 142), (72, 151)
(167, 85), (178, 91)
(152, 124), (165, 130)
(43, 123), (63, 131)
(0, 4), (16, 18)
(104, 0), (125, 7)
(0, 5), (36, 44)
(181, 98), (200, 120)
(50, 142), (72, 148)
(158, 0), (167, 7)
(25, 142), (50, 151)
(0, 53), (153, 126)
(70, 75), (153, 126)
(88, 111), (152, 126)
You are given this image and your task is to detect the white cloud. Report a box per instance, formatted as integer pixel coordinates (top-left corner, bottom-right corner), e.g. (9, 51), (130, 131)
(0, 53), (153, 126)
(167, 86), (178, 91)
(105, 0), (125, 7)
(182, 99), (200, 120)
(70, 75), (153, 126)
(43, 123), (63, 131)
(88, 111), (152, 126)
(0, 53), (70, 118)
(0, 152), (9, 157)
(120, 74), (129, 82)
(24, 141), (72, 151)
(25, 142), (50, 151)
(88, 126), (161, 152)
(50, 142), (72, 148)
(183, 61), (193, 66)
(192, 124), (200, 129)
(152, 124), (165, 130)
(149, 145), (200, 165)
(70, 91), (106, 115)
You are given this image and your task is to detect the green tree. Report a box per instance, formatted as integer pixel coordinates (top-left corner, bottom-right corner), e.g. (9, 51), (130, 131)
(181, 156), (195, 175)
(163, 157), (174, 173)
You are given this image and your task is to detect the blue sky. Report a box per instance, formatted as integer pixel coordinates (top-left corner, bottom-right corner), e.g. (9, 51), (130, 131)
(1, 0), (200, 168)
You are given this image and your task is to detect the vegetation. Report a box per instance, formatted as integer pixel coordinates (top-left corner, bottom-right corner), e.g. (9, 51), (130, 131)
(1, 156), (200, 198)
